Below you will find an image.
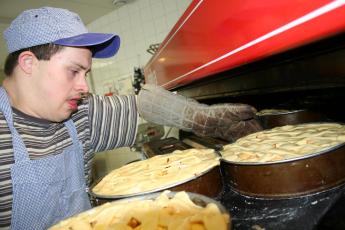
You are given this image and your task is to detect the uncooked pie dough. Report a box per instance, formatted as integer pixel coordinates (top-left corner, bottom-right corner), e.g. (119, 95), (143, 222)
(92, 149), (219, 196)
(221, 123), (345, 163)
(48, 191), (230, 230)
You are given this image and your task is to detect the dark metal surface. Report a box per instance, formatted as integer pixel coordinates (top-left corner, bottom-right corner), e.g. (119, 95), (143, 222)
(317, 190), (345, 230)
(220, 183), (345, 230)
(220, 143), (345, 198)
(141, 137), (191, 158)
(180, 131), (229, 150)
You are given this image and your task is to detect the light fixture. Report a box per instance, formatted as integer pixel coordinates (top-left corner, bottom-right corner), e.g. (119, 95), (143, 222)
(112, 0), (131, 8)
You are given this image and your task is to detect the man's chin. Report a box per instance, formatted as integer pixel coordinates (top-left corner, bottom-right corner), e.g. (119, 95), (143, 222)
(54, 111), (74, 122)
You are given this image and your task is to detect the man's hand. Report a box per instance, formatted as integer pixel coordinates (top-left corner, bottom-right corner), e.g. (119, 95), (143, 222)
(137, 84), (262, 142)
(183, 103), (262, 141)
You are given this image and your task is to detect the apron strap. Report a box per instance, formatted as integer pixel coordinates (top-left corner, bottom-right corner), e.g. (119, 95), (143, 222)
(64, 119), (82, 148)
(63, 119), (87, 190)
(0, 87), (30, 162)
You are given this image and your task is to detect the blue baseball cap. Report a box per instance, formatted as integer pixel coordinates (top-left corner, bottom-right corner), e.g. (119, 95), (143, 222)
(3, 7), (120, 58)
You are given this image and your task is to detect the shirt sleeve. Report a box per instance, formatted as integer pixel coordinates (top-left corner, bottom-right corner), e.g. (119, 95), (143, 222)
(88, 94), (138, 153)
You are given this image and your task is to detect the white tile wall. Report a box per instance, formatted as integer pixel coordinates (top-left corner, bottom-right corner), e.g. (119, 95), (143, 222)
(89, 0), (192, 174)
(87, 0), (192, 95)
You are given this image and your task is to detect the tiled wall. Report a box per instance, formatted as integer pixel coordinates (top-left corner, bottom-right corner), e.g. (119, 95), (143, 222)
(89, 0), (192, 175)
(87, 0), (192, 95)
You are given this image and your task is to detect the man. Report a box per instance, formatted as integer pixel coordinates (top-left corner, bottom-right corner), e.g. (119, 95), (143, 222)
(0, 7), (261, 229)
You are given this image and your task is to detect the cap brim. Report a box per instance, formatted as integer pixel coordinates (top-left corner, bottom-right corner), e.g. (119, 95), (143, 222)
(53, 33), (120, 58)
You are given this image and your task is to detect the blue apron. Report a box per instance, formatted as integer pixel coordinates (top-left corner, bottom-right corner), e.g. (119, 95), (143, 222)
(0, 87), (91, 230)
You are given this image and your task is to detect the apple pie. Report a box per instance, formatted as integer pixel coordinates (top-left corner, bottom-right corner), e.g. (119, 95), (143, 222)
(49, 191), (230, 230)
(92, 149), (219, 196)
(221, 123), (345, 163)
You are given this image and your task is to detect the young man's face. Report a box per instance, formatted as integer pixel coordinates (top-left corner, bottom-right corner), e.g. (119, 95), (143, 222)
(31, 46), (92, 122)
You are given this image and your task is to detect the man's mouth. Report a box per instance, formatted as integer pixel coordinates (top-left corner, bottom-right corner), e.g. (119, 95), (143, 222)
(68, 98), (80, 110)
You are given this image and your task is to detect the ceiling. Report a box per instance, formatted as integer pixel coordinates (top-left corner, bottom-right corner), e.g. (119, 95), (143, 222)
(0, 0), (125, 71)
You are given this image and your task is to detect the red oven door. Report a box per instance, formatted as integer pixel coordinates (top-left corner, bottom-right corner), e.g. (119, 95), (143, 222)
(144, 0), (345, 90)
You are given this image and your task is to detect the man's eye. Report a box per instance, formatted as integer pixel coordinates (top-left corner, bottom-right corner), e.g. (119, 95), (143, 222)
(70, 70), (79, 75)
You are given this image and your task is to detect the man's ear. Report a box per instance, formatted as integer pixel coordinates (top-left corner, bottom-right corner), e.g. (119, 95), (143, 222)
(17, 51), (37, 74)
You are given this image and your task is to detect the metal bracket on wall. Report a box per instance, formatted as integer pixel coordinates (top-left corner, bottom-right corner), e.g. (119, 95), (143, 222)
(147, 43), (161, 55)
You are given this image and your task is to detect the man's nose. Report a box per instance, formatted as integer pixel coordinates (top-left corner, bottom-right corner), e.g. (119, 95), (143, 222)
(76, 75), (89, 93)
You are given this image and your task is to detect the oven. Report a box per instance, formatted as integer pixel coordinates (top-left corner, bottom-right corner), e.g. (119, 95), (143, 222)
(142, 0), (345, 229)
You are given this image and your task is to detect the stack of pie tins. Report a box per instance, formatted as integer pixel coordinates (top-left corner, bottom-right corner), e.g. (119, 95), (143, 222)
(219, 122), (345, 198)
(90, 148), (223, 205)
(49, 191), (231, 230)
(256, 109), (326, 129)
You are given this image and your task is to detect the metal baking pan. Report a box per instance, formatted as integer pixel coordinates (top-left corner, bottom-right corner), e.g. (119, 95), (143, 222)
(220, 141), (345, 198)
(256, 109), (327, 129)
(90, 164), (223, 205)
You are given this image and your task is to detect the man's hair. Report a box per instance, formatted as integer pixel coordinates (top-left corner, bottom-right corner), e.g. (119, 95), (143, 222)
(4, 43), (64, 76)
